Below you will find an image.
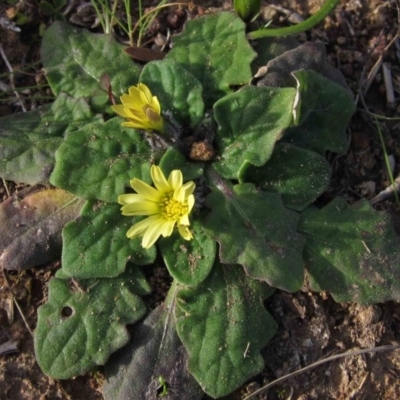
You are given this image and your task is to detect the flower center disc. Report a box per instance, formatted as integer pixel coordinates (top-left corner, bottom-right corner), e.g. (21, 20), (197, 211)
(160, 194), (188, 220)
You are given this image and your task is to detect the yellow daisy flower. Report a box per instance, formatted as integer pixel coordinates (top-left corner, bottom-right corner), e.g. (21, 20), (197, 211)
(119, 165), (196, 249)
(112, 83), (165, 133)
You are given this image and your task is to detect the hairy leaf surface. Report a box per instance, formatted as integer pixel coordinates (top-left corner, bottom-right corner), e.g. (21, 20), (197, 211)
(35, 268), (150, 379)
(299, 198), (400, 304)
(176, 263), (276, 398)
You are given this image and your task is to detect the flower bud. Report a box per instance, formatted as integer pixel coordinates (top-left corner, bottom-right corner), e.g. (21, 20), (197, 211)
(234, 0), (261, 22)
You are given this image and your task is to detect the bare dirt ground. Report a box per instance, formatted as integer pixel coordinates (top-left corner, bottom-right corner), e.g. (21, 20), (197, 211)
(1, 0), (400, 399)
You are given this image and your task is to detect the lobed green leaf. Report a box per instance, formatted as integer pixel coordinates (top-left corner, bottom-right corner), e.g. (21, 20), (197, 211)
(0, 94), (100, 185)
(62, 200), (156, 279)
(34, 268), (150, 379)
(41, 21), (140, 98)
(167, 12), (256, 108)
(204, 178), (305, 292)
(283, 70), (355, 154)
(176, 262), (276, 398)
(240, 142), (331, 211)
(104, 299), (203, 400)
(251, 36), (299, 75)
(140, 59), (205, 128)
(50, 117), (158, 203)
(299, 198), (400, 304)
(213, 86), (296, 179)
(159, 221), (216, 287)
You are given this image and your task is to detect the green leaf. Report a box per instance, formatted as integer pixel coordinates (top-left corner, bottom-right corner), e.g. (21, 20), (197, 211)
(0, 94), (100, 185)
(253, 42), (350, 92)
(213, 86), (296, 179)
(104, 300), (203, 400)
(53, 0), (66, 11)
(159, 221), (216, 287)
(140, 59), (204, 128)
(240, 142), (331, 211)
(34, 268), (150, 379)
(251, 36), (299, 75)
(299, 198), (400, 305)
(252, 42), (326, 88)
(159, 147), (204, 181)
(176, 262), (276, 398)
(62, 200), (156, 279)
(167, 12), (256, 108)
(89, 88), (109, 111)
(203, 178), (305, 291)
(41, 21), (140, 98)
(50, 117), (158, 203)
(39, 2), (56, 16)
(283, 70), (355, 154)
(0, 187), (84, 270)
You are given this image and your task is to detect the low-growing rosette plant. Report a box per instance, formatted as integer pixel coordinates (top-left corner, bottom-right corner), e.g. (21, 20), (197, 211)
(1, 10), (400, 400)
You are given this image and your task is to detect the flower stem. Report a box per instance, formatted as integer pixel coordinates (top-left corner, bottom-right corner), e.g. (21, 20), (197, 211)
(247, 0), (340, 39)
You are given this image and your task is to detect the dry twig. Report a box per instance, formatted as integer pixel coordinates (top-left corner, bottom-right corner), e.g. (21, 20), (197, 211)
(244, 344), (400, 399)
(2, 270), (33, 336)
(0, 43), (27, 111)
(370, 174), (400, 205)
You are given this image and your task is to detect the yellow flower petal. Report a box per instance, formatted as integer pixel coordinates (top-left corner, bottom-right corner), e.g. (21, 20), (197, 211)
(130, 178), (163, 202)
(139, 83), (153, 103)
(118, 193), (147, 205)
(142, 217), (165, 248)
(151, 165), (171, 193)
(168, 169), (183, 190)
(151, 96), (161, 114)
(179, 214), (190, 226)
(120, 94), (140, 107)
(121, 201), (160, 216)
(111, 104), (130, 118)
(123, 107), (144, 120)
(140, 90), (151, 106)
(160, 220), (176, 237)
(183, 181), (196, 196)
(113, 83), (165, 133)
(126, 215), (159, 239)
(128, 85), (141, 97)
(173, 186), (184, 203)
(119, 165), (196, 248)
(187, 194), (195, 213)
(121, 121), (153, 130)
(177, 224), (193, 241)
